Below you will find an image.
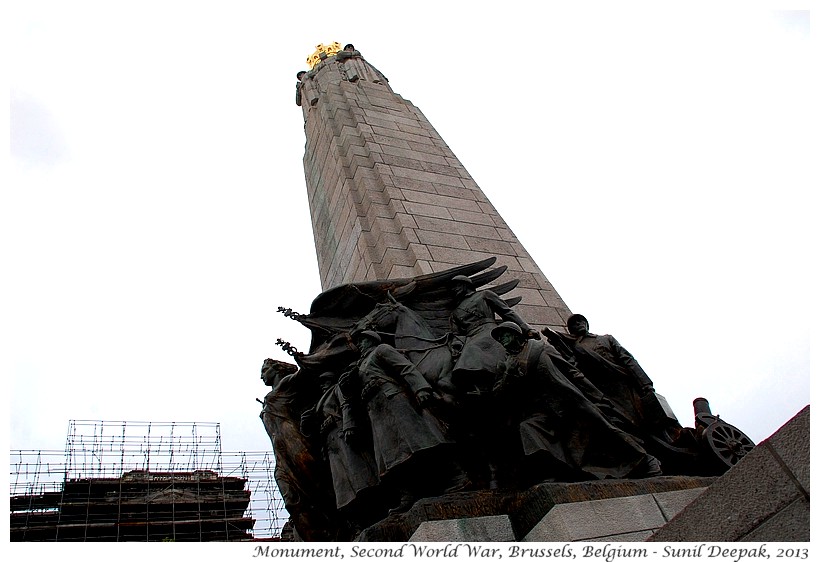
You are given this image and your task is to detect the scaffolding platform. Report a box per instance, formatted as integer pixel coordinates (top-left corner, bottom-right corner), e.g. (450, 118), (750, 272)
(10, 420), (287, 541)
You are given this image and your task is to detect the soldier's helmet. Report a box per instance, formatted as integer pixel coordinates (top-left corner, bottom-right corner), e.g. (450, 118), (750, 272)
(491, 321), (523, 341)
(567, 313), (589, 326)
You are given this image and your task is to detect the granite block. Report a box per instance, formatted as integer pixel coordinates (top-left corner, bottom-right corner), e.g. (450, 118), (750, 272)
(517, 256), (543, 275)
(740, 496), (810, 542)
(649, 408), (809, 542)
(505, 287), (547, 307)
(428, 246), (494, 266)
(417, 260), (433, 274)
(416, 230), (470, 250)
(371, 133), (412, 149)
(407, 243), (432, 262)
(464, 237), (516, 255)
(393, 213), (418, 229)
(449, 208), (498, 226)
(764, 406), (810, 494)
(391, 165), (464, 187)
(653, 488), (707, 521)
(407, 139), (447, 156)
(522, 494), (666, 542)
(381, 153), (426, 171)
(396, 122), (432, 137)
(380, 144), (448, 165)
(388, 264), (424, 279)
(361, 110), (406, 128)
(402, 201), (453, 220)
(585, 530), (654, 541)
(381, 247), (419, 270)
(402, 189), (482, 212)
(409, 515), (516, 542)
(434, 183), (477, 199)
(415, 215), (499, 238)
(515, 304), (572, 328)
(362, 110), (417, 129)
(390, 174), (437, 194)
(370, 125), (433, 146)
(421, 161), (464, 178)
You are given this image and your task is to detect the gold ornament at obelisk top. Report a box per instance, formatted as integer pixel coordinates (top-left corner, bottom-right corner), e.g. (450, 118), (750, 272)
(306, 42), (342, 69)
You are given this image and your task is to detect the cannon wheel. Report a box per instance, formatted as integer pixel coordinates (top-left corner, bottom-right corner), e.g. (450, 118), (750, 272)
(702, 420), (755, 468)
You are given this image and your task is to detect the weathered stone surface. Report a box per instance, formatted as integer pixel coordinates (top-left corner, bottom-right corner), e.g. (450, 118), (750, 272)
(522, 495), (667, 542)
(298, 48), (571, 326)
(464, 237), (517, 255)
(449, 208), (499, 226)
(765, 406), (810, 494)
(586, 530), (654, 541)
(415, 215), (500, 239)
(649, 406), (810, 542)
(650, 447), (796, 541)
(653, 488), (706, 521)
(508, 287), (548, 307)
(740, 496), (810, 542)
(409, 515), (515, 542)
(356, 476), (714, 542)
(416, 230), (470, 249)
(521, 487), (705, 542)
(402, 201), (453, 220)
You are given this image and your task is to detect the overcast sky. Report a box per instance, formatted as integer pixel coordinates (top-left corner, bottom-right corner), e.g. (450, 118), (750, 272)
(5, 2), (813, 466)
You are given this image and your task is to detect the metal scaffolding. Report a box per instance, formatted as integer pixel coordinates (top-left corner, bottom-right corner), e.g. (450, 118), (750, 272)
(10, 420), (288, 541)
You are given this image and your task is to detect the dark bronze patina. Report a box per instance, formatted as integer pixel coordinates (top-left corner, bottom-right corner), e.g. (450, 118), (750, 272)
(260, 258), (753, 540)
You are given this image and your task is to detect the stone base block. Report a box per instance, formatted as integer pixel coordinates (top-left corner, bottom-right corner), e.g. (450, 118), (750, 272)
(522, 488), (704, 542)
(649, 406), (810, 542)
(356, 476), (714, 542)
(410, 515), (515, 542)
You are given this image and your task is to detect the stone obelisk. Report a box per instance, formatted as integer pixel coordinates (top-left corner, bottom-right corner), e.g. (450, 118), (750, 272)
(291, 44), (809, 544)
(297, 43), (570, 330)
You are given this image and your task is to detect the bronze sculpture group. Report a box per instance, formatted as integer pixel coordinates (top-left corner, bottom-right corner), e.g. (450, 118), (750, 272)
(259, 258), (754, 540)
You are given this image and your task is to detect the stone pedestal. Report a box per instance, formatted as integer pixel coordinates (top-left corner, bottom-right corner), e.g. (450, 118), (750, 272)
(356, 476), (714, 542)
(410, 516), (516, 542)
(649, 406), (809, 542)
(522, 488), (705, 542)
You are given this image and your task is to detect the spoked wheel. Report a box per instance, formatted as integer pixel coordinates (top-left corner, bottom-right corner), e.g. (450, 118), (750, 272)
(702, 420), (755, 468)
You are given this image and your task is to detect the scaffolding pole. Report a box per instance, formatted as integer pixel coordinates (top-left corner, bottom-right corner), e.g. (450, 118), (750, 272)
(10, 420), (287, 541)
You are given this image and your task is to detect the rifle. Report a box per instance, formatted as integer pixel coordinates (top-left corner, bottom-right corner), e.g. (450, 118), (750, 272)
(540, 326), (576, 361)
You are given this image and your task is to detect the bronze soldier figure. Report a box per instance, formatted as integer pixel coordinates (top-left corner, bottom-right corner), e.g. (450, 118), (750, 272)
(565, 314), (657, 428)
(491, 322), (662, 483)
(259, 359), (339, 540)
(343, 330), (468, 513)
(299, 371), (381, 531)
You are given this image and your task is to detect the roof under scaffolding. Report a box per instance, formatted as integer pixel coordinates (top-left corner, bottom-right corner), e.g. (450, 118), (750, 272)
(10, 420), (287, 541)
